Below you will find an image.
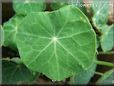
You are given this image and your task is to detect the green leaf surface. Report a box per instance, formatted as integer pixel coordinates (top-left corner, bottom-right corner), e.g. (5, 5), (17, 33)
(13, 0), (46, 15)
(75, 63), (96, 84)
(51, 0), (88, 15)
(51, 0), (68, 10)
(3, 15), (24, 50)
(0, 25), (3, 46)
(70, 0), (88, 16)
(2, 60), (37, 84)
(97, 69), (114, 85)
(100, 25), (114, 52)
(16, 5), (96, 80)
(91, 0), (109, 28)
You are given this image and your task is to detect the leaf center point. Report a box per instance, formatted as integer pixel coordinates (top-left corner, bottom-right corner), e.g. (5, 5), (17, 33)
(52, 37), (58, 42)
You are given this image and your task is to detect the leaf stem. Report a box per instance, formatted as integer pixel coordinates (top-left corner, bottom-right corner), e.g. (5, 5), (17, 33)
(95, 72), (103, 76)
(1, 58), (10, 61)
(69, 75), (75, 84)
(98, 51), (114, 55)
(96, 60), (114, 68)
(1, 57), (22, 64)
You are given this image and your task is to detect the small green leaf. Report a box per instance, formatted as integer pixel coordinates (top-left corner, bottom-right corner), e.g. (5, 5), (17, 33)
(3, 15), (24, 50)
(91, 0), (109, 28)
(2, 60), (37, 84)
(51, 0), (88, 15)
(13, 0), (46, 15)
(0, 25), (3, 46)
(100, 25), (114, 52)
(16, 5), (96, 80)
(51, 0), (68, 10)
(75, 63), (96, 84)
(70, 0), (88, 16)
(96, 69), (114, 85)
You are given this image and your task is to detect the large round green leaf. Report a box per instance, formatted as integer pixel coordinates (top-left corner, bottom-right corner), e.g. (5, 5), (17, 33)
(13, 0), (46, 15)
(16, 5), (96, 80)
(2, 60), (37, 84)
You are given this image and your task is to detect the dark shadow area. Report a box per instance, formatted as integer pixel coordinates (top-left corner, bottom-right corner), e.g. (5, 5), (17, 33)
(2, 2), (15, 25)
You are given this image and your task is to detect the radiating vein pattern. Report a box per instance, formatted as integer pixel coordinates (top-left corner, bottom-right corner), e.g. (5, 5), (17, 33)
(16, 5), (96, 80)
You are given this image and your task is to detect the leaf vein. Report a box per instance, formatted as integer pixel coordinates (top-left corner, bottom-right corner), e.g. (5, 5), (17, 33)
(28, 41), (53, 66)
(57, 41), (84, 68)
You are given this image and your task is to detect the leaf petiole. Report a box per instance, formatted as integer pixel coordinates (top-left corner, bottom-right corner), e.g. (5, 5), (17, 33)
(1, 57), (22, 64)
(98, 51), (114, 55)
(95, 72), (104, 76)
(96, 60), (114, 68)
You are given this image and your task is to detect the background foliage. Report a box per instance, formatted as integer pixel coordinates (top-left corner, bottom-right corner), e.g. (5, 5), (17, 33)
(1, 0), (114, 85)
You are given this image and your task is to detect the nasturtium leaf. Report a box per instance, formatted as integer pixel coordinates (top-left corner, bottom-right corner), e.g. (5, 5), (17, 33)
(0, 25), (3, 46)
(2, 60), (37, 84)
(3, 15), (24, 50)
(13, 0), (46, 15)
(100, 25), (114, 52)
(16, 5), (96, 80)
(75, 62), (96, 84)
(51, 0), (68, 10)
(91, 0), (109, 28)
(96, 69), (114, 85)
(70, 0), (88, 16)
(51, 0), (88, 15)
